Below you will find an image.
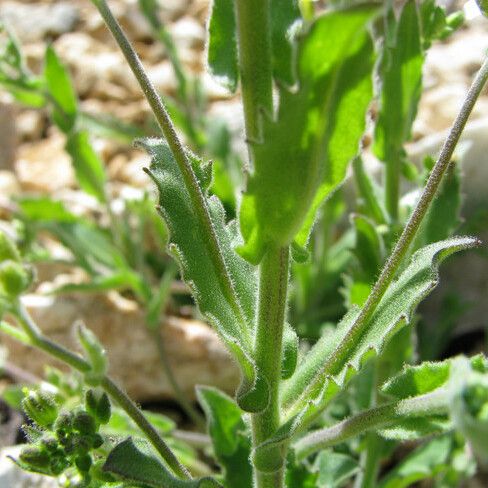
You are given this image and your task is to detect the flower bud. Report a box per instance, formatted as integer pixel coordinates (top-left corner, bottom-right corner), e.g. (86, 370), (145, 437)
(19, 446), (50, 470)
(73, 411), (97, 436)
(54, 411), (73, 436)
(0, 232), (20, 262)
(90, 433), (104, 449)
(75, 454), (92, 473)
(22, 391), (58, 428)
(85, 389), (111, 424)
(0, 261), (32, 296)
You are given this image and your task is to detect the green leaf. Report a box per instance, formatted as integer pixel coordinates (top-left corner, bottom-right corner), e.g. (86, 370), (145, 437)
(270, 0), (301, 86)
(17, 197), (78, 223)
(238, 6), (376, 263)
(103, 437), (221, 487)
(378, 435), (453, 488)
(373, 0), (423, 164)
(65, 130), (107, 202)
(197, 387), (252, 488)
(143, 139), (266, 412)
(414, 162), (461, 249)
(277, 237), (478, 451)
(44, 45), (78, 133)
(314, 451), (359, 488)
(207, 0), (239, 92)
(351, 214), (384, 280)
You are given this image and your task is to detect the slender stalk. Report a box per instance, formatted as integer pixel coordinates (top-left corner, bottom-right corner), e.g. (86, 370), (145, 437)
(284, 55), (488, 416)
(12, 302), (191, 480)
(91, 0), (251, 346)
(294, 389), (448, 461)
(325, 55), (488, 376)
(251, 246), (290, 488)
(235, 0), (273, 142)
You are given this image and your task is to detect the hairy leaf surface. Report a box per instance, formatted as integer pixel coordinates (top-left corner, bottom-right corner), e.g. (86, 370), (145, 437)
(143, 139), (267, 412)
(103, 437), (221, 487)
(254, 237), (477, 461)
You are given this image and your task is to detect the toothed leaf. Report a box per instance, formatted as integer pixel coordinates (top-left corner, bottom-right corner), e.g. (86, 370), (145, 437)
(259, 238), (478, 457)
(238, 6), (376, 263)
(143, 139), (267, 412)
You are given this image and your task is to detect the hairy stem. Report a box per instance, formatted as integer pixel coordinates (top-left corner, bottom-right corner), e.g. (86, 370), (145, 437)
(294, 389), (448, 461)
(252, 246), (290, 488)
(12, 302), (191, 480)
(235, 0), (273, 142)
(90, 0), (251, 346)
(284, 55), (488, 417)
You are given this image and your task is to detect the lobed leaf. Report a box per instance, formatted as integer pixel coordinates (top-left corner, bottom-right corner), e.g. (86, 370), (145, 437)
(142, 139), (267, 412)
(254, 237), (478, 462)
(207, 0), (239, 92)
(197, 387), (252, 488)
(103, 437), (221, 487)
(238, 6), (376, 263)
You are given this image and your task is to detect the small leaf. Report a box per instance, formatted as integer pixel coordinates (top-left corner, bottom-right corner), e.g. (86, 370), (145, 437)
(315, 451), (359, 488)
(65, 130), (107, 202)
(378, 435), (453, 488)
(207, 0), (238, 92)
(44, 45), (77, 132)
(103, 437), (221, 487)
(197, 387), (252, 488)
(77, 323), (107, 383)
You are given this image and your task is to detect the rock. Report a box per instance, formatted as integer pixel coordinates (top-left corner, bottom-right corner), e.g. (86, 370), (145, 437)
(0, 104), (16, 170)
(3, 291), (239, 403)
(0, 1), (79, 43)
(15, 110), (47, 143)
(53, 33), (139, 99)
(148, 61), (178, 95)
(109, 151), (151, 187)
(0, 446), (57, 488)
(0, 171), (20, 217)
(169, 16), (206, 50)
(15, 133), (74, 193)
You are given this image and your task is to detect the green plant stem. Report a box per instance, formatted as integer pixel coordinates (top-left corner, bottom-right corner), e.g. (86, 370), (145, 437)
(286, 55), (488, 417)
(91, 0), (251, 346)
(12, 302), (191, 480)
(235, 0), (273, 142)
(293, 389), (448, 461)
(251, 246), (289, 488)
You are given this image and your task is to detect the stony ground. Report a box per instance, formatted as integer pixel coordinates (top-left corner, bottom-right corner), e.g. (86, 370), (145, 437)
(0, 0), (487, 486)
